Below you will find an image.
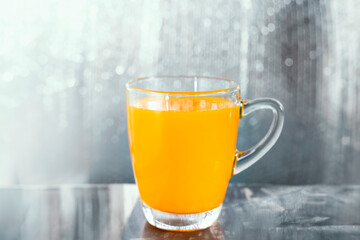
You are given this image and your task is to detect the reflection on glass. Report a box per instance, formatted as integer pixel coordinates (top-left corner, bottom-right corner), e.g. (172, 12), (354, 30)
(141, 221), (224, 240)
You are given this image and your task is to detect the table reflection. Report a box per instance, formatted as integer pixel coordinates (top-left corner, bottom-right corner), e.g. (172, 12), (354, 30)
(0, 184), (360, 239)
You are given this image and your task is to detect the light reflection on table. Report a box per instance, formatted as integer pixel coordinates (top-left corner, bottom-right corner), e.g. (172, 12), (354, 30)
(1, 184), (360, 239)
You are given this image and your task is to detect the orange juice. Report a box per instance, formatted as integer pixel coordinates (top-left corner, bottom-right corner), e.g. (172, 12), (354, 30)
(127, 97), (240, 214)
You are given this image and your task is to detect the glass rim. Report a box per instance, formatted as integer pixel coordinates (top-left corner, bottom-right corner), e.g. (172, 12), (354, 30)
(126, 75), (240, 95)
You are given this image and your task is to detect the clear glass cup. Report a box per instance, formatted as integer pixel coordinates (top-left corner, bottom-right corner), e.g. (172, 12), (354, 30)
(126, 76), (284, 231)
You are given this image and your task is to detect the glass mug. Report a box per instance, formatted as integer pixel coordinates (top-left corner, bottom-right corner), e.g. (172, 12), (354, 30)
(126, 76), (284, 231)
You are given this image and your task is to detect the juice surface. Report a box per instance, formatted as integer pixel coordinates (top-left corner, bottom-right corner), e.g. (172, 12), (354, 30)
(127, 97), (240, 214)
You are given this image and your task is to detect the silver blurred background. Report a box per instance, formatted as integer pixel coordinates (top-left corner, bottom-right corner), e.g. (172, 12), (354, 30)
(0, 0), (359, 185)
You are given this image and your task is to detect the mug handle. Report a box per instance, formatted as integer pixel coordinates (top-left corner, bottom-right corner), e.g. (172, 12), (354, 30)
(233, 98), (284, 175)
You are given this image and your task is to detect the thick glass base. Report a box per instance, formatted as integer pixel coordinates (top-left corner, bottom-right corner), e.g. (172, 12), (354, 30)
(142, 202), (222, 231)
